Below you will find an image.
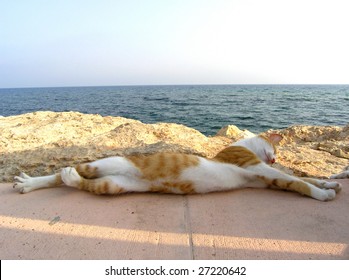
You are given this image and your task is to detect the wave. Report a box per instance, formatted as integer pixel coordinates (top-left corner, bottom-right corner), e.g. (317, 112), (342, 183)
(143, 96), (170, 102)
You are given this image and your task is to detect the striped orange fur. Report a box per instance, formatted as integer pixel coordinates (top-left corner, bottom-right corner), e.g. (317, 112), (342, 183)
(77, 177), (124, 195)
(257, 175), (312, 197)
(127, 152), (200, 181)
(76, 163), (99, 179)
(213, 146), (261, 167)
(150, 181), (195, 194)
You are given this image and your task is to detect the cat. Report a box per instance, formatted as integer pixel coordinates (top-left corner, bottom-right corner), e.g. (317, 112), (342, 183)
(13, 133), (341, 201)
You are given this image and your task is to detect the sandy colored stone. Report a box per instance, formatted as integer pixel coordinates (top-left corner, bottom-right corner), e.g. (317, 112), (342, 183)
(216, 125), (255, 141)
(1, 111), (348, 182)
(0, 111), (229, 181)
(273, 125), (349, 178)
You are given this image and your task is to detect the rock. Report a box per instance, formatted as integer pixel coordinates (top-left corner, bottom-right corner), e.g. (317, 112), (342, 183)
(216, 125), (255, 140)
(274, 125), (349, 178)
(0, 111), (348, 182)
(0, 111), (230, 182)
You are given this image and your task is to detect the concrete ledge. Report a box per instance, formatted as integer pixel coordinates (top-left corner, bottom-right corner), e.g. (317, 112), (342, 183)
(1, 180), (348, 259)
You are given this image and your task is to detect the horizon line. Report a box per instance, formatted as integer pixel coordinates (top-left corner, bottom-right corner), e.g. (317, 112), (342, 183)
(1, 83), (349, 90)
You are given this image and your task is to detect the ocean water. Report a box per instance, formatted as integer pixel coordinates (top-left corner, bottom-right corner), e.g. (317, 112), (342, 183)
(0, 85), (348, 135)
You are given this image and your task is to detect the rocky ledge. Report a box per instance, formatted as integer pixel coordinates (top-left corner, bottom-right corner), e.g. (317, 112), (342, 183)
(1, 111), (348, 182)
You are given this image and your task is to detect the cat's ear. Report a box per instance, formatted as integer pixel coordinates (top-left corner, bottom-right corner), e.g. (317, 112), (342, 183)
(268, 133), (283, 145)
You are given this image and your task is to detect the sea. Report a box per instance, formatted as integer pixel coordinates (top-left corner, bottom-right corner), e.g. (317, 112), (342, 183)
(0, 84), (348, 136)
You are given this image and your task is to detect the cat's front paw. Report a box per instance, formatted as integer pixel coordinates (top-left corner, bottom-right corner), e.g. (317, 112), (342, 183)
(13, 172), (34, 194)
(61, 167), (82, 187)
(313, 188), (336, 201)
(324, 189), (336, 201)
(321, 181), (342, 193)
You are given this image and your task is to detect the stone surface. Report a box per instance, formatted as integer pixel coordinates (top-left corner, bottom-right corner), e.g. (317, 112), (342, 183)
(216, 125), (256, 140)
(1, 111), (348, 181)
(273, 125), (349, 178)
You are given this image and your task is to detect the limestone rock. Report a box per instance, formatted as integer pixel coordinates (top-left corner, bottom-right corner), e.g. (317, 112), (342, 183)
(274, 125), (349, 178)
(0, 111), (229, 182)
(216, 125), (255, 141)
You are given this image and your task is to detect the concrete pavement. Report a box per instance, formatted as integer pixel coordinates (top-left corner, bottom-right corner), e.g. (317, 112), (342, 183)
(1, 180), (348, 259)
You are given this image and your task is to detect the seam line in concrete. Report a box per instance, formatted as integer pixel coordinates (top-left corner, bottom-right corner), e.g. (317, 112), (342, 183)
(183, 196), (194, 260)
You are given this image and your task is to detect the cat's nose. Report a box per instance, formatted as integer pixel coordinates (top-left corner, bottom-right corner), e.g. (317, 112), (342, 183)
(270, 158), (275, 164)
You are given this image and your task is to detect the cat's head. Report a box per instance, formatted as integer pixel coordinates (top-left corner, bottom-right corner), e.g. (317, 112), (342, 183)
(232, 133), (283, 165)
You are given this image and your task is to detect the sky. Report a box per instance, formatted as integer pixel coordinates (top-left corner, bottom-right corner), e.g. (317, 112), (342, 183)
(1, 0), (349, 88)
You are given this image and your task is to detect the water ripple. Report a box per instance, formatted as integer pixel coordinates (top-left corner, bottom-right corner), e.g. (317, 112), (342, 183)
(0, 85), (348, 135)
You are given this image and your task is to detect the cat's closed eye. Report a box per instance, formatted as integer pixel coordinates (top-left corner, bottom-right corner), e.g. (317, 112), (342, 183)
(264, 150), (275, 164)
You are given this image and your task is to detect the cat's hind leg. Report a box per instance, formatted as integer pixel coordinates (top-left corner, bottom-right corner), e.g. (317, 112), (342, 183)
(75, 156), (141, 179)
(61, 167), (148, 195)
(13, 156), (141, 194)
(13, 172), (63, 194)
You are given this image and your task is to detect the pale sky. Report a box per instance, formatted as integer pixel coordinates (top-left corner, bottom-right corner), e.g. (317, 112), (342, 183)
(1, 0), (349, 88)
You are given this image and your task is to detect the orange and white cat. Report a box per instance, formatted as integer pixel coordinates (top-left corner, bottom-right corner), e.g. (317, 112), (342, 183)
(13, 134), (341, 201)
